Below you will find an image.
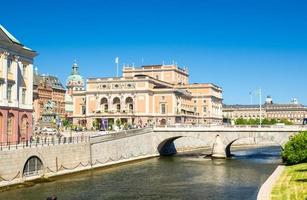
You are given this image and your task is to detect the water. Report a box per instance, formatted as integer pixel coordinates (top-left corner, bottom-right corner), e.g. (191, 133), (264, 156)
(0, 146), (281, 200)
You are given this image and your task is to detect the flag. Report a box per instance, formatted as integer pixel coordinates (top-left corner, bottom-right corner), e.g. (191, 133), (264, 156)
(254, 88), (261, 96)
(115, 57), (119, 64)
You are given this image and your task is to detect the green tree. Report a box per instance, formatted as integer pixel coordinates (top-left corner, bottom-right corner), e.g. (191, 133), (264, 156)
(62, 118), (71, 127)
(282, 131), (307, 165)
(235, 118), (246, 125)
(262, 118), (270, 125)
(279, 119), (293, 125)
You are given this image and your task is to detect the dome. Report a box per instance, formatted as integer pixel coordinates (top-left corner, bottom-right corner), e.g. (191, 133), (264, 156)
(66, 74), (84, 86)
(66, 61), (85, 87)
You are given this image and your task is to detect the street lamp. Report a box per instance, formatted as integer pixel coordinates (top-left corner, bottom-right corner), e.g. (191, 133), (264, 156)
(26, 121), (29, 141)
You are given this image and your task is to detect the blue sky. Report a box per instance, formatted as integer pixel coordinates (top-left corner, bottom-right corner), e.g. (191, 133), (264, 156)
(1, 0), (307, 104)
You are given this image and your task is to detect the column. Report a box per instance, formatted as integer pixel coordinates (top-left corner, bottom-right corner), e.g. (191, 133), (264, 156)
(108, 95), (112, 113)
(120, 95), (125, 113)
(12, 55), (19, 107)
(27, 63), (34, 109)
(2, 52), (9, 105)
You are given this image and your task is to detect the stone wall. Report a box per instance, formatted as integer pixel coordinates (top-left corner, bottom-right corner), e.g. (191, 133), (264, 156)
(0, 143), (90, 187)
(0, 127), (304, 188)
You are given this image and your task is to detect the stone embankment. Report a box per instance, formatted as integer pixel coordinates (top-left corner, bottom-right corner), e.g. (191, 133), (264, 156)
(0, 126), (303, 189)
(257, 165), (285, 200)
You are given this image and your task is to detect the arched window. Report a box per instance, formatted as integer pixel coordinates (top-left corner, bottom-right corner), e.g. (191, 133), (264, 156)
(23, 156), (43, 177)
(100, 97), (108, 112)
(125, 97), (133, 113)
(20, 114), (28, 140)
(113, 97), (121, 112)
(7, 113), (14, 136)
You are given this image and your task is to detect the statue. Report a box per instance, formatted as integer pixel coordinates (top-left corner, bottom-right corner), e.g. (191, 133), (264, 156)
(44, 100), (55, 114)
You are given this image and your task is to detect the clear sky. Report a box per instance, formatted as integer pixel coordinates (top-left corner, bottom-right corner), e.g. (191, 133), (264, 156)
(1, 0), (306, 104)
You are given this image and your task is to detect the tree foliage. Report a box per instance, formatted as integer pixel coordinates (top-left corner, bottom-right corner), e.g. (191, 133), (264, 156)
(282, 131), (307, 165)
(234, 118), (293, 125)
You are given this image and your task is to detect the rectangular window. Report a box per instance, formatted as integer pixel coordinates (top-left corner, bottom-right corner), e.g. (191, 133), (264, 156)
(7, 84), (12, 102)
(203, 106), (207, 112)
(7, 59), (12, 73)
(23, 65), (27, 77)
(81, 106), (86, 115)
(161, 104), (166, 114)
(22, 88), (26, 104)
(0, 84), (2, 100)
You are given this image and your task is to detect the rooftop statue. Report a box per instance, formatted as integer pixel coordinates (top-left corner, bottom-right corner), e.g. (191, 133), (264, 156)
(44, 100), (55, 114)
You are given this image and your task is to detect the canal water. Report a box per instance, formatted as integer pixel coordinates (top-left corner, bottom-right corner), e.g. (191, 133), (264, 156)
(0, 146), (281, 200)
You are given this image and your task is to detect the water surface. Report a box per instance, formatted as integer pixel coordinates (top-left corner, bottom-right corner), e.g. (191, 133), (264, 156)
(0, 146), (281, 200)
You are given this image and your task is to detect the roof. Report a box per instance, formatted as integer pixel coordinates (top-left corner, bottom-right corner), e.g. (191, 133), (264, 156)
(0, 24), (34, 51)
(223, 104), (260, 109)
(34, 73), (66, 91)
(0, 24), (21, 44)
(223, 103), (307, 110)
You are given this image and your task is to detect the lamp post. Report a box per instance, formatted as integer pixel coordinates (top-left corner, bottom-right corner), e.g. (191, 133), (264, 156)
(259, 88), (262, 128)
(26, 121), (29, 141)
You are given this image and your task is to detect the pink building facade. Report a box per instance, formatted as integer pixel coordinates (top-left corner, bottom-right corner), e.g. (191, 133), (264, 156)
(0, 25), (36, 143)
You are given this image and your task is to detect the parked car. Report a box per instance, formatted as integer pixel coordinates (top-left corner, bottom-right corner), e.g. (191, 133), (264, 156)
(42, 127), (58, 135)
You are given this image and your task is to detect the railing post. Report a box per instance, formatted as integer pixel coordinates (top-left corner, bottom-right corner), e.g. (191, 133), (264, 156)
(8, 142), (10, 150)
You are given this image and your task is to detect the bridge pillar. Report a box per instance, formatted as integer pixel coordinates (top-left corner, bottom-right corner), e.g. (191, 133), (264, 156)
(211, 135), (226, 158)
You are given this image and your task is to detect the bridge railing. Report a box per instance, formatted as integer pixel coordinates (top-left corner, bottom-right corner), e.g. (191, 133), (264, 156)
(90, 127), (153, 144)
(155, 124), (307, 129)
(0, 136), (90, 151)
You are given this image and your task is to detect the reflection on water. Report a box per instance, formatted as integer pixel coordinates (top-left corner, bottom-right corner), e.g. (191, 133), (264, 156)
(0, 146), (281, 200)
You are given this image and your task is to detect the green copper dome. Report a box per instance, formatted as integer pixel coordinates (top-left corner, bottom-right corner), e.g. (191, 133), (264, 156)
(66, 61), (84, 87)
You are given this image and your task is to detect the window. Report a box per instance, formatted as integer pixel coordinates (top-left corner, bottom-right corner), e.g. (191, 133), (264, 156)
(203, 106), (206, 112)
(0, 84), (2, 100)
(22, 88), (26, 104)
(7, 84), (12, 102)
(194, 100), (197, 104)
(81, 105), (86, 115)
(7, 59), (12, 73)
(23, 65), (27, 77)
(7, 114), (14, 135)
(161, 104), (166, 114)
(203, 100), (206, 103)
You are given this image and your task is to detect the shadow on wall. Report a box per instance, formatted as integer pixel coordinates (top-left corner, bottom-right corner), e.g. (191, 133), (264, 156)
(157, 137), (181, 156)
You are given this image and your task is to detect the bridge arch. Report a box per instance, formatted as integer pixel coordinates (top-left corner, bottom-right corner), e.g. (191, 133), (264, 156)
(225, 136), (284, 157)
(22, 155), (44, 177)
(157, 135), (213, 156)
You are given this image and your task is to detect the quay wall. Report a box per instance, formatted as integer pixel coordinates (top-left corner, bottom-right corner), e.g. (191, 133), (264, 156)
(0, 143), (90, 187)
(0, 127), (304, 188)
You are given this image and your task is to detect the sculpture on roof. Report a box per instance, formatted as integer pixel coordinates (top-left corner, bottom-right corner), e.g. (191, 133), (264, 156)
(44, 100), (55, 114)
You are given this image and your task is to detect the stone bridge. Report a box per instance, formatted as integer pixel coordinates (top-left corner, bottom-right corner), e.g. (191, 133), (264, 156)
(0, 126), (306, 187)
(151, 126), (305, 157)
